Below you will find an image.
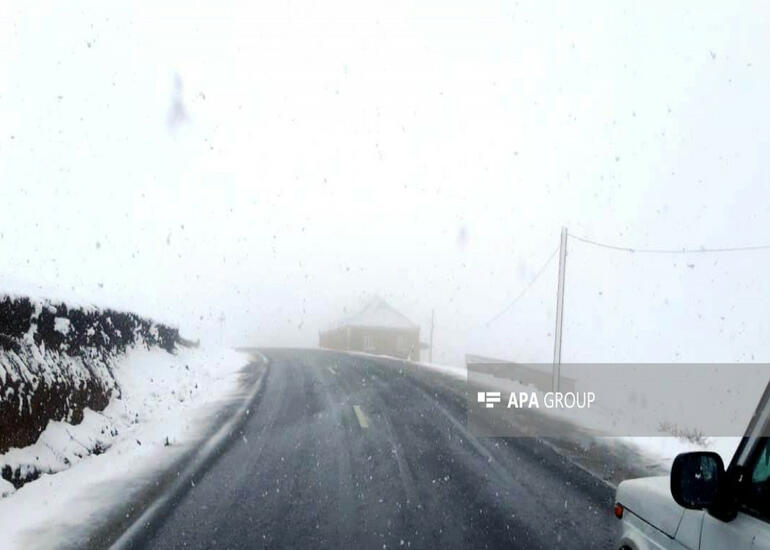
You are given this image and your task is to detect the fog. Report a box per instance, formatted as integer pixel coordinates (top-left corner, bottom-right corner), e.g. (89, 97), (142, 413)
(2, 0), (769, 366)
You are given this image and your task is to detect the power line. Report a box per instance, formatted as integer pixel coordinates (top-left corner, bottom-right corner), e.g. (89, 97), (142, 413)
(483, 246), (560, 327)
(569, 233), (770, 254)
(478, 228), (770, 332)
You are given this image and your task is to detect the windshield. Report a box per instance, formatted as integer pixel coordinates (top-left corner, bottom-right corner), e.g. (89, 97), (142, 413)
(1, 2), (769, 549)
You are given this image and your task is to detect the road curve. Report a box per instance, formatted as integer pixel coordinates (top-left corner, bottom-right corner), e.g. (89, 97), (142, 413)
(123, 349), (616, 549)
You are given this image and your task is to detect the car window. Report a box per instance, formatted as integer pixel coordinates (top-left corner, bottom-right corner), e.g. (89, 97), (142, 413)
(741, 438), (770, 520)
(752, 443), (770, 484)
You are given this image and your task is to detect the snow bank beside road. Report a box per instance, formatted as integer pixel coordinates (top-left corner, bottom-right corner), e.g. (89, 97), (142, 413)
(619, 436), (741, 474)
(0, 344), (250, 549)
(0, 292), (179, 458)
(415, 359), (467, 381)
(349, 350), (469, 381)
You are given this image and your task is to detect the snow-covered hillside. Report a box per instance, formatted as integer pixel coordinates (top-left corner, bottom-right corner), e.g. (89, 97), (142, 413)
(0, 344), (251, 548)
(0, 292), (253, 548)
(0, 293), (178, 465)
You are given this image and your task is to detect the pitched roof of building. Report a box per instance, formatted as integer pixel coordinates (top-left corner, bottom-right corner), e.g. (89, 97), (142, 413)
(339, 297), (417, 330)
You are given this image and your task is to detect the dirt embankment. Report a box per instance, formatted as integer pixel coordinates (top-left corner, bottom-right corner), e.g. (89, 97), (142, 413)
(0, 294), (179, 470)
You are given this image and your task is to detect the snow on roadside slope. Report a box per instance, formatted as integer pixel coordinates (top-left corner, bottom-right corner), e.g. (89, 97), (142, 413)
(0, 477), (13, 498)
(0, 343), (249, 549)
(414, 359), (467, 381)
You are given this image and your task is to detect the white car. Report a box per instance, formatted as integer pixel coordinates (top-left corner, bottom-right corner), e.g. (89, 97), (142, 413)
(615, 383), (770, 549)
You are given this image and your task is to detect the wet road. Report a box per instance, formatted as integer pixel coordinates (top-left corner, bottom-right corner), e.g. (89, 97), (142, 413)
(123, 349), (615, 549)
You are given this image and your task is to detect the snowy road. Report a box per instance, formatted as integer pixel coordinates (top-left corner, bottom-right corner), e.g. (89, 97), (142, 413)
(119, 349), (616, 549)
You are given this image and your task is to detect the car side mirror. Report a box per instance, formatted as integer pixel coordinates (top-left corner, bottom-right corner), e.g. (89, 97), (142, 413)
(671, 452), (725, 509)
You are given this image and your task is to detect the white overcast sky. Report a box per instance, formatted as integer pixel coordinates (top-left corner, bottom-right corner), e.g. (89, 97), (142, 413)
(1, 0), (769, 365)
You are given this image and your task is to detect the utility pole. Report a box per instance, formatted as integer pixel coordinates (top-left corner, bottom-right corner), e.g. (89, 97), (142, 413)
(552, 227), (568, 392)
(218, 312), (225, 346)
(429, 309), (435, 363)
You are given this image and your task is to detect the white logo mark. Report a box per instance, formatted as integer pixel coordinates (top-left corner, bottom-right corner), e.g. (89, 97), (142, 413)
(477, 391), (501, 408)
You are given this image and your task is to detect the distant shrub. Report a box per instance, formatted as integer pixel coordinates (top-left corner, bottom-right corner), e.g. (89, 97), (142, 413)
(658, 421), (709, 446)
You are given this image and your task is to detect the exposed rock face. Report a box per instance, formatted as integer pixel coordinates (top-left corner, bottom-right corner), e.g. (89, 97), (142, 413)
(0, 294), (179, 458)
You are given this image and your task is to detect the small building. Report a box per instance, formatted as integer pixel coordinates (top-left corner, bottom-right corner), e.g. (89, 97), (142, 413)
(319, 298), (420, 360)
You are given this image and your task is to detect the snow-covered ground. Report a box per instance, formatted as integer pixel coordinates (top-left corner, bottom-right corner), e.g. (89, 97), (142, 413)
(0, 343), (251, 549)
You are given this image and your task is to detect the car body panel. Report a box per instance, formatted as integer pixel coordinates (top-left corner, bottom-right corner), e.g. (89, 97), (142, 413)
(615, 380), (770, 549)
(700, 511), (770, 550)
(673, 509), (704, 549)
(617, 476), (684, 537)
(617, 508), (688, 550)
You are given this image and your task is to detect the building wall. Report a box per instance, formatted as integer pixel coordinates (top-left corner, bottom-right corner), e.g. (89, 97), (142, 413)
(319, 327), (349, 350)
(320, 326), (420, 361)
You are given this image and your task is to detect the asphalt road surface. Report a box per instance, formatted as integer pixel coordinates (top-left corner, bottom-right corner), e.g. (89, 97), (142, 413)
(125, 349), (616, 549)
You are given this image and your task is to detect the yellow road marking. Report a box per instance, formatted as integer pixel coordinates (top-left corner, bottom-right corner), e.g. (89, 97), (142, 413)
(353, 405), (369, 429)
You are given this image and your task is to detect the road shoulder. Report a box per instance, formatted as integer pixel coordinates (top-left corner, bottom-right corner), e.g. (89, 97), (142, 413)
(14, 352), (269, 550)
(96, 353), (269, 550)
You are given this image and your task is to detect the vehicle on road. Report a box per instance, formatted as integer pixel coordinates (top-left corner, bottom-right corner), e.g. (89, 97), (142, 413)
(615, 383), (770, 549)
